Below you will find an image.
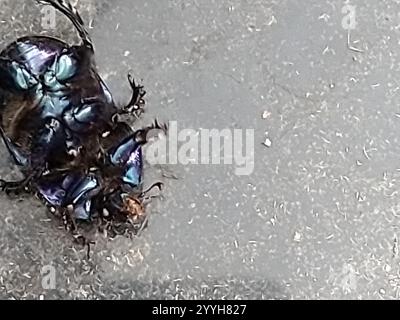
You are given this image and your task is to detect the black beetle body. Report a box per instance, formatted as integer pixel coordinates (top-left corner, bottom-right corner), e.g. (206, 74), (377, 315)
(0, 36), (115, 169)
(0, 0), (145, 191)
(35, 120), (165, 237)
(0, 0), (166, 246)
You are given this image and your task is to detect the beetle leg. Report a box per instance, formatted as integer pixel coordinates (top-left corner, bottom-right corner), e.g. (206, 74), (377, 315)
(60, 207), (71, 231)
(59, 206), (75, 232)
(67, 204), (79, 231)
(0, 170), (39, 195)
(0, 127), (29, 167)
(36, 0), (93, 51)
(61, 206), (94, 259)
(0, 178), (29, 195)
(118, 73), (146, 119)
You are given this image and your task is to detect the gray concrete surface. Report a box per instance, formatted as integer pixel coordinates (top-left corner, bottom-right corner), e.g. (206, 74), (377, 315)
(0, 0), (400, 299)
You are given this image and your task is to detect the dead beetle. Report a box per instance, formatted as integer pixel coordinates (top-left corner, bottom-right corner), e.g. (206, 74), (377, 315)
(0, 0), (167, 250)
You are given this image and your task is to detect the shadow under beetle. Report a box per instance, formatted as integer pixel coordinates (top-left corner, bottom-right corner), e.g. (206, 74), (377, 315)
(0, 0), (166, 249)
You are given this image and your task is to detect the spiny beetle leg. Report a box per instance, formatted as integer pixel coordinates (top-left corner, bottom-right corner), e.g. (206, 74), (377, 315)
(119, 73), (146, 119)
(0, 175), (34, 195)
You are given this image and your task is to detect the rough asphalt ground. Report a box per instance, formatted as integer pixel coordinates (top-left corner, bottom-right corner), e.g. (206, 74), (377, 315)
(1, 0), (400, 299)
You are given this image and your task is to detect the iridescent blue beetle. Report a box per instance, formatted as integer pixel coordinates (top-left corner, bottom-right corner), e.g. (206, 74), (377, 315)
(0, 0), (166, 246)
(35, 121), (165, 240)
(0, 0), (145, 192)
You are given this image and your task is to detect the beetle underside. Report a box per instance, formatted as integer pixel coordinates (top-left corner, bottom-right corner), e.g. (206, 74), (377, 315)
(0, 0), (167, 256)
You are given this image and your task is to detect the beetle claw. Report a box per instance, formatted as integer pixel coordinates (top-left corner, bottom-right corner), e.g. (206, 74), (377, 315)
(119, 73), (146, 119)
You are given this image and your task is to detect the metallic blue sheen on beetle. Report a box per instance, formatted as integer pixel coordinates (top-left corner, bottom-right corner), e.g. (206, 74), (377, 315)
(35, 121), (164, 224)
(0, 0), (166, 245)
